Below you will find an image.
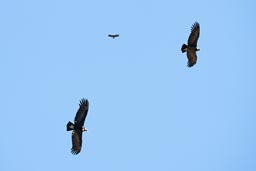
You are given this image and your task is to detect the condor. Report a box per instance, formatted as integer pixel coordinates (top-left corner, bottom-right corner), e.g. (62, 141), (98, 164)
(181, 22), (200, 67)
(108, 34), (119, 39)
(66, 98), (89, 155)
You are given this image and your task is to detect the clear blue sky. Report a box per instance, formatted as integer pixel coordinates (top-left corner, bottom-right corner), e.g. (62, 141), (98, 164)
(1, 0), (256, 170)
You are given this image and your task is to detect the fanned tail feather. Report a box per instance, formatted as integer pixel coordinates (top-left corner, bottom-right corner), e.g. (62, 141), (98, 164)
(181, 44), (188, 53)
(66, 121), (75, 131)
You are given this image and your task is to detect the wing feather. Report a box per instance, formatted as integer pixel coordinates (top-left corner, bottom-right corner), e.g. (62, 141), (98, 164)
(187, 51), (197, 67)
(71, 130), (82, 155)
(74, 98), (89, 127)
(188, 22), (200, 47)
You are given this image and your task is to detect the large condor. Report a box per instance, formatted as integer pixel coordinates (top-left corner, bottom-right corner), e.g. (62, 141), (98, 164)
(66, 98), (89, 155)
(181, 22), (200, 67)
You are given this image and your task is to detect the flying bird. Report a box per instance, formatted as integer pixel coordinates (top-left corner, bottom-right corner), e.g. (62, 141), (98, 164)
(181, 22), (200, 67)
(108, 34), (119, 39)
(66, 98), (89, 155)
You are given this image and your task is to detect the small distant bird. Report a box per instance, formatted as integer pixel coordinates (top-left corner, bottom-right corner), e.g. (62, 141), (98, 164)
(181, 22), (200, 67)
(108, 34), (119, 39)
(66, 98), (89, 155)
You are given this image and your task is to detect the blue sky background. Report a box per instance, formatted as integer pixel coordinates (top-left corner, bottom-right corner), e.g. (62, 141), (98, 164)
(1, 0), (256, 170)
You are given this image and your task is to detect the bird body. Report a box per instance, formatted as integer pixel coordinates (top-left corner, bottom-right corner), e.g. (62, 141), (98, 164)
(66, 98), (89, 155)
(181, 44), (200, 53)
(66, 121), (87, 132)
(181, 22), (200, 67)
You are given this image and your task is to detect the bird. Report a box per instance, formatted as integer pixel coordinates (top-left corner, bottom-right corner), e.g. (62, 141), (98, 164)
(66, 98), (89, 155)
(181, 22), (200, 67)
(108, 34), (119, 39)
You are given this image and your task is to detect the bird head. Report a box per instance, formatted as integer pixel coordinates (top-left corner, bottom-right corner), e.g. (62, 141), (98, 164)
(82, 127), (87, 132)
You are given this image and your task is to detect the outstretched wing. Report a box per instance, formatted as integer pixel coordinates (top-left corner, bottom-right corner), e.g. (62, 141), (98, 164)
(71, 130), (82, 155)
(188, 22), (200, 47)
(187, 51), (197, 67)
(74, 98), (89, 127)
